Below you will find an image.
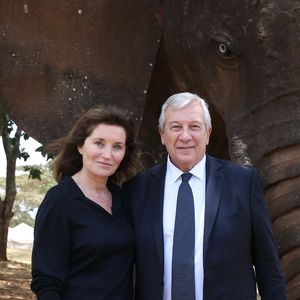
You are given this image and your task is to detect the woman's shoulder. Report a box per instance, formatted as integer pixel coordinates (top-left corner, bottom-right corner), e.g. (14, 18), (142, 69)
(35, 177), (82, 222)
(45, 176), (70, 194)
(42, 176), (78, 205)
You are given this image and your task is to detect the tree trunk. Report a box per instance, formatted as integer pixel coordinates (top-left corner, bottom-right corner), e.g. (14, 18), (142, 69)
(0, 121), (20, 261)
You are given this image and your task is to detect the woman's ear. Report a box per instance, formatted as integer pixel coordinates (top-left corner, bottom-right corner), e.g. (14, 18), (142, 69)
(77, 145), (83, 155)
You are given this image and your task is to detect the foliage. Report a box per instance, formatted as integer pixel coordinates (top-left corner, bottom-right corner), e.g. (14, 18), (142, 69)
(0, 105), (53, 182)
(35, 145), (54, 162)
(0, 105), (54, 260)
(0, 167), (55, 227)
(0, 106), (30, 163)
(22, 146), (54, 181)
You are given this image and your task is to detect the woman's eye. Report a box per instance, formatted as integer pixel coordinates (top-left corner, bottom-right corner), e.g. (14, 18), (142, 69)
(113, 144), (123, 150)
(95, 141), (104, 147)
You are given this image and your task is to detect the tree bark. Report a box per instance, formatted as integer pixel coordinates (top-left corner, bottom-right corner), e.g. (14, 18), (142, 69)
(0, 119), (20, 261)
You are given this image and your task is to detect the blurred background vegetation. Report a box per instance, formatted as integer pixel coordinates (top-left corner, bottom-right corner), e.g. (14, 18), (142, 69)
(0, 165), (55, 228)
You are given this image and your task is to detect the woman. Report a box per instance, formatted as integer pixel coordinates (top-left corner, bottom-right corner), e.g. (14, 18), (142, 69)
(31, 105), (141, 300)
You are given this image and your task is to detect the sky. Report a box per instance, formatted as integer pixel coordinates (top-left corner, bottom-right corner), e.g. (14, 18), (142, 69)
(0, 136), (48, 177)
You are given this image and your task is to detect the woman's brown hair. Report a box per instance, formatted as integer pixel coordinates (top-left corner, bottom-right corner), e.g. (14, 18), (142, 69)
(49, 105), (141, 185)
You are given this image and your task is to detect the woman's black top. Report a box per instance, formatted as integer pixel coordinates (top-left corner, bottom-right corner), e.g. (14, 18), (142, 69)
(31, 176), (134, 300)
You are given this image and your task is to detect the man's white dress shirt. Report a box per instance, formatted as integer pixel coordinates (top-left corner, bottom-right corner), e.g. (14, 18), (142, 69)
(163, 155), (206, 300)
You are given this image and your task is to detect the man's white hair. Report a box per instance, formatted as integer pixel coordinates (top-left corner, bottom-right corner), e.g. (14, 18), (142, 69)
(158, 92), (212, 130)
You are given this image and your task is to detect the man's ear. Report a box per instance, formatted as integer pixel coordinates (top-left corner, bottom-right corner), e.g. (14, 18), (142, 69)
(206, 128), (212, 145)
(158, 125), (165, 145)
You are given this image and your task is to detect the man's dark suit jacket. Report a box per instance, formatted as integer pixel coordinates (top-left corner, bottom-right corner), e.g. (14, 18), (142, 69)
(123, 155), (286, 300)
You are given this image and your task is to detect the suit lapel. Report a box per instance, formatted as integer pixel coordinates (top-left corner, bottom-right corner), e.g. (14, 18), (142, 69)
(203, 156), (224, 263)
(149, 162), (167, 269)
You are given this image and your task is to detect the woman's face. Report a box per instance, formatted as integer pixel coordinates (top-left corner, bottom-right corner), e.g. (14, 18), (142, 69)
(78, 123), (126, 179)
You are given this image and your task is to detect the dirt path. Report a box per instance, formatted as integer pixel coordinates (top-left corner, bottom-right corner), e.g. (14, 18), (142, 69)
(0, 248), (35, 299)
(1, 248), (262, 299)
(0, 261), (35, 299)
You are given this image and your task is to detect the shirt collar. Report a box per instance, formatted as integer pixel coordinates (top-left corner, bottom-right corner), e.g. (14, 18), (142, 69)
(166, 155), (206, 183)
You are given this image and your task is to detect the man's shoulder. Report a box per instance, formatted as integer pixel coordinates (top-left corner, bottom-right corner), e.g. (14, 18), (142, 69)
(132, 162), (165, 179)
(124, 163), (166, 186)
(208, 155), (255, 176)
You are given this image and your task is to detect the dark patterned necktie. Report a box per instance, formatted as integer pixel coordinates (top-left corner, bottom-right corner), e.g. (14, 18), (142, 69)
(172, 172), (195, 300)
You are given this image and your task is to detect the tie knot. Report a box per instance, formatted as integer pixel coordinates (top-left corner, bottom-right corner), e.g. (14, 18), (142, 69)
(181, 172), (192, 182)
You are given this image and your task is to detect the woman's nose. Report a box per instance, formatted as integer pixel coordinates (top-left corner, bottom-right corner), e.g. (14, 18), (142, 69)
(102, 146), (112, 158)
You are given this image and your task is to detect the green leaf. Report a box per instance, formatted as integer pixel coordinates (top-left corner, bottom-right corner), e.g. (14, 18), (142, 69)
(23, 166), (42, 180)
(35, 145), (54, 161)
(18, 151), (30, 161)
(22, 132), (30, 140)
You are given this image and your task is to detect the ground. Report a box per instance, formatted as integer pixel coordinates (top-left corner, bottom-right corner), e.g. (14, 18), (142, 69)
(0, 248), (35, 300)
(0, 248), (262, 299)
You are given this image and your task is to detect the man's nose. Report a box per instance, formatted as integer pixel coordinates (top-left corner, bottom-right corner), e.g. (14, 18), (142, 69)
(179, 128), (192, 141)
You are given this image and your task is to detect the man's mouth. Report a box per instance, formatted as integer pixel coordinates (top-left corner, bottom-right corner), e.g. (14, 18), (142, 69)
(177, 146), (195, 150)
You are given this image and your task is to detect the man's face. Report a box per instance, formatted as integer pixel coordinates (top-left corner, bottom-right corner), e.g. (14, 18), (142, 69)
(159, 101), (211, 172)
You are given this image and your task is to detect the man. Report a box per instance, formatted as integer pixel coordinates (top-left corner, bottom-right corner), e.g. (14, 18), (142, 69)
(124, 92), (286, 300)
